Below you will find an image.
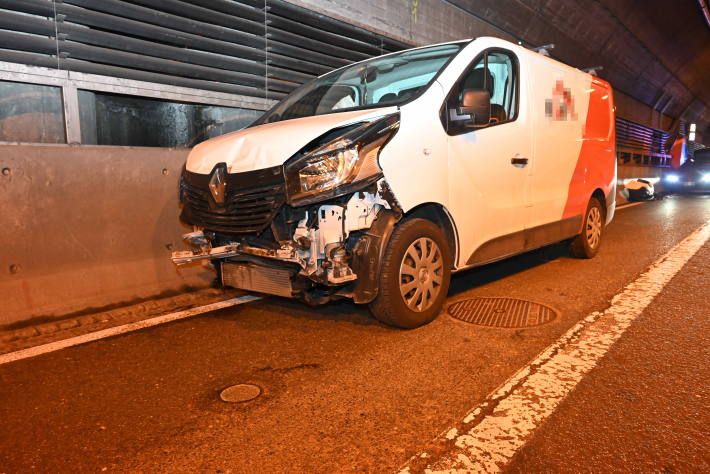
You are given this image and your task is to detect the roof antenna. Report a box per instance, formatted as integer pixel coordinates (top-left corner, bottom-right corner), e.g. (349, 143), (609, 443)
(532, 44), (555, 56)
(582, 66), (604, 76)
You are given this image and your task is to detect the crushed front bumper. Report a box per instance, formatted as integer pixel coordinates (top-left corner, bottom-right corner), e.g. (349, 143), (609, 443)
(172, 179), (402, 303)
(171, 243), (297, 266)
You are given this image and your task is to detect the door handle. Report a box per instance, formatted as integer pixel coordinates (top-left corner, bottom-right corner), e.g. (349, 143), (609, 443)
(511, 156), (529, 166)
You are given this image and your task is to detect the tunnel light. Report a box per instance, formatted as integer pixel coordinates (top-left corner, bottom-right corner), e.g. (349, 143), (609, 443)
(689, 123), (697, 132)
(701, 173), (710, 183)
(689, 132), (696, 141)
(665, 174), (680, 183)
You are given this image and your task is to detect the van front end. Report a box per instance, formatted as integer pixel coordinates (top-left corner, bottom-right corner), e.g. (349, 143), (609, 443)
(172, 114), (402, 306)
(169, 40), (470, 329)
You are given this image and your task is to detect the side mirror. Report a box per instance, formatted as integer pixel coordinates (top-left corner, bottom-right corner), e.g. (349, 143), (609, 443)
(457, 89), (491, 127)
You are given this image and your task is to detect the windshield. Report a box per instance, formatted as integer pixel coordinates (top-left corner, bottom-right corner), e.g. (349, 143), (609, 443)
(253, 42), (467, 125)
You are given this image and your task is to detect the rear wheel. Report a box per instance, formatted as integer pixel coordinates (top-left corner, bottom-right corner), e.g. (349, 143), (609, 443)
(569, 197), (604, 258)
(369, 218), (452, 329)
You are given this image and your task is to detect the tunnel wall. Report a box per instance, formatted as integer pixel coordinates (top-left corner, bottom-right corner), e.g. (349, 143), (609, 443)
(0, 2), (680, 327)
(285, 0), (514, 49)
(0, 144), (214, 327)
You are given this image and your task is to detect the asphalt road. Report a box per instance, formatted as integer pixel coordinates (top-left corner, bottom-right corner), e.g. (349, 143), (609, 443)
(1, 195), (708, 473)
(506, 239), (710, 473)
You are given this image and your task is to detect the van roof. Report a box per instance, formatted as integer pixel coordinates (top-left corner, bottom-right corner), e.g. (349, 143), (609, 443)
(324, 37), (610, 88)
(482, 36), (611, 86)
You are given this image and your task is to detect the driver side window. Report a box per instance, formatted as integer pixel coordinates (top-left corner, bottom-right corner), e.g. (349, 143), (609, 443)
(444, 50), (518, 134)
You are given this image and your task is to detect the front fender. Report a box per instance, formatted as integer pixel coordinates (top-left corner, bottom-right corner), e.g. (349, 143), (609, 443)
(349, 210), (399, 304)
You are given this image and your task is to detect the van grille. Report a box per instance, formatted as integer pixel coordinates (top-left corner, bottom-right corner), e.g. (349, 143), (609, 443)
(181, 166), (286, 234)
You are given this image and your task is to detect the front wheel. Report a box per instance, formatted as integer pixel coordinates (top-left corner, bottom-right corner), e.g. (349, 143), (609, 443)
(569, 197), (604, 258)
(369, 218), (452, 329)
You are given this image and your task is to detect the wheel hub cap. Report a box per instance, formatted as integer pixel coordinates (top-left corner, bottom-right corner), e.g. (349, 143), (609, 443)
(586, 207), (602, 249)
(399, 237), (444, 312)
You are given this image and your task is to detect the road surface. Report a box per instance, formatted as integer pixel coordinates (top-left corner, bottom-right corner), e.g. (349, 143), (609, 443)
(1, 195), (708, 473)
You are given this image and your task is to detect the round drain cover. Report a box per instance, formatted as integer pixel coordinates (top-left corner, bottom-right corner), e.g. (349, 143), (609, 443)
(220, 383), (261, 403)
(448, 297), (557, 328)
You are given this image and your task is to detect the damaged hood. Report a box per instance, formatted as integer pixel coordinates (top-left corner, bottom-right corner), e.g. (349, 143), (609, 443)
(186, 107), (397, 175)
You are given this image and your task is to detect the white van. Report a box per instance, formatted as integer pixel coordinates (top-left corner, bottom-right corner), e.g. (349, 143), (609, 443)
(173, 37), (616, 328)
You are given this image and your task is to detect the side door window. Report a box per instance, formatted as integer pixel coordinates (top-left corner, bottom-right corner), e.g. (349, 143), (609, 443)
(443, 50), (519, 134)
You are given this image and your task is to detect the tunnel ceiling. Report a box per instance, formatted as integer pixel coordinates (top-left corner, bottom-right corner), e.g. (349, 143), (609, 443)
(597, 0), (710, 129)
(448, 0), (710, 134)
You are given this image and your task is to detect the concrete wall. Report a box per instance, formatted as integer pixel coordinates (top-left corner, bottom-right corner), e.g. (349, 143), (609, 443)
(615, 91), (674, 132)
(286, 0), (513, 46)
(0, 145), (213, 327)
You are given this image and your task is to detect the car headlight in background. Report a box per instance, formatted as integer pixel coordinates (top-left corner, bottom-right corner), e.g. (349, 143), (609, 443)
(284, 113), (400, 205)
(701, 173), (710, 183)
(665, 174), (680, 183)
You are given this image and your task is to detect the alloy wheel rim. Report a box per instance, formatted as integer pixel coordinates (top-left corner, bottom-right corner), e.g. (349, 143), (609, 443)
(586, 207), (602, 249)
(399, 237), (444, 312)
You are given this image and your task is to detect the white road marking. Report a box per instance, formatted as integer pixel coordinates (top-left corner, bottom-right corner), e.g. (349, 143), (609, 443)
(401, 221), (710, 474)
(0, 295), (261, 365)
(616, 201), (645, 210)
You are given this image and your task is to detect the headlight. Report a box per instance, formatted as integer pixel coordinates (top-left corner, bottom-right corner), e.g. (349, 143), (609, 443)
(297, 148), (359, 193)
(701, 173), (710, 183)
(284, 113), (399, 205)
(665, 174), (679, 183)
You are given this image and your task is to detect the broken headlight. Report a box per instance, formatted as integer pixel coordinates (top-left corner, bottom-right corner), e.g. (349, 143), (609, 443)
(284, 113), (399, 206)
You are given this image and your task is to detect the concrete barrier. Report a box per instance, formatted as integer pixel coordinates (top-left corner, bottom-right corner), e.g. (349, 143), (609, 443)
(0, 145), (671, 327)
(0, 144), (213, 327)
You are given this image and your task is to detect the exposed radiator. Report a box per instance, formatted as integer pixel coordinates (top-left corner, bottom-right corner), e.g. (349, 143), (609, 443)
(221, 262), (293, 298)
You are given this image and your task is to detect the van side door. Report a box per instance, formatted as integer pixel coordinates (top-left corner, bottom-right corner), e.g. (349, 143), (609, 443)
(442, 49), (532, 266)
(525, 58), (590, 237)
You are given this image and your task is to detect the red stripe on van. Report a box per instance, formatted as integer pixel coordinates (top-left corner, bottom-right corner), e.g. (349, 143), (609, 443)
(562, 78), (616, 223)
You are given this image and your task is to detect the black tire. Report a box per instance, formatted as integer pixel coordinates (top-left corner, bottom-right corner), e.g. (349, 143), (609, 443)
(368, 218), (452, 329)
(569, 197), (604, 258)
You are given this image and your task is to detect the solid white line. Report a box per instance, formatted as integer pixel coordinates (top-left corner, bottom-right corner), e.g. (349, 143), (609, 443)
(401, 221), (710, 474)
(0, 295), (262, 366)
(616, 201), (645, 210)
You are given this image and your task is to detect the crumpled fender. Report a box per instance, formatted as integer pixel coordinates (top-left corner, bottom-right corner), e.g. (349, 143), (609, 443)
(349, 210), (399, 304)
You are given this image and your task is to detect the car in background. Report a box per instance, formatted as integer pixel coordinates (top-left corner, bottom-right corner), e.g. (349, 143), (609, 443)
(624, 179), (655, 201)
(663, 148), (710, 194)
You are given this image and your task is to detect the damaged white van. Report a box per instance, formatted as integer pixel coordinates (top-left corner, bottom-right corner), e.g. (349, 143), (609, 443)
(172, 37), (616, 328)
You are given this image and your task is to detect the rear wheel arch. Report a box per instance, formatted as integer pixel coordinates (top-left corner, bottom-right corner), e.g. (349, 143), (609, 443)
(569, 195), (605, 258)
(591, 188), (607, 219)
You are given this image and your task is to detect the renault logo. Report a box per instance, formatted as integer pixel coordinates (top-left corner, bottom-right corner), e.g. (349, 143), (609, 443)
(209, 164), (227, 204)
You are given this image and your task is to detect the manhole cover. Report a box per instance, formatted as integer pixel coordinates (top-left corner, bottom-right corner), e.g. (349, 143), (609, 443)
(448, 297), (558, 328)
(220, 383), (261, 403)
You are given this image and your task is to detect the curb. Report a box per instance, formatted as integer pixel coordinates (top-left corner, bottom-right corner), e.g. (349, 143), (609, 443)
(0, 288), (243, 354)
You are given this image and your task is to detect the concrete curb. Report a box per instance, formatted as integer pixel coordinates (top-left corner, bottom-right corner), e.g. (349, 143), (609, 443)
(0, 288), (243, 355)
